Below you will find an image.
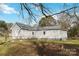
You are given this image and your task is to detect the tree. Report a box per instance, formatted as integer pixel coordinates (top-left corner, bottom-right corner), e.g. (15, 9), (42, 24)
(0, 20), (8, 41)
(57, 13), (71, 30)
(20, 3), (53, 24)
(39, 16), (56, 27)
(68, 25), (79, 37)
(0, 20), (8, 30)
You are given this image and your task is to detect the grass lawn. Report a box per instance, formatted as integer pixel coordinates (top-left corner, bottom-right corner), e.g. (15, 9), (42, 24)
(0, 37), (79, 45)
(0, 37), (79, 55)
(47, 40), (79, 45)
(24, 38), (79, 45)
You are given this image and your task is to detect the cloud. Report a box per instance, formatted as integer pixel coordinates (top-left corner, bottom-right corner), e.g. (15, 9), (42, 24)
(0, 4), (19, 14)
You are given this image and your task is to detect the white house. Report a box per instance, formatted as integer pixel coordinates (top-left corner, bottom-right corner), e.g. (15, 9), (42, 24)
(10, 23), (67, 40)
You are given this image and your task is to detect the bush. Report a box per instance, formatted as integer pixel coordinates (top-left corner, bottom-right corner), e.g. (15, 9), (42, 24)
(68, 25), (79, 38)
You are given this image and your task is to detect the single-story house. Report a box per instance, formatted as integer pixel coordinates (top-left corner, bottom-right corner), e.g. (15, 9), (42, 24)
(10, 23), (67, 40)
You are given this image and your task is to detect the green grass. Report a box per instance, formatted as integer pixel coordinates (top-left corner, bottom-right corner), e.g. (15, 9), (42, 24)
(22, 38), (79, 45)
(47, 40), (79, 45)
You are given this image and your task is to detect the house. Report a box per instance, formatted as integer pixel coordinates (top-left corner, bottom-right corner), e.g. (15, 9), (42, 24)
(10, 23), (67, 40)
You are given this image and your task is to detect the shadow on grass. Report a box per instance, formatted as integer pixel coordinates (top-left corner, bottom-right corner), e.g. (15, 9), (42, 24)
(2, 40), (79, 56)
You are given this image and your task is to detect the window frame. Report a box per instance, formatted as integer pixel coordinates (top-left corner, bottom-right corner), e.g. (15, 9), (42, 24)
(32, 32), (34, 35)
(43, 31), (46, 35)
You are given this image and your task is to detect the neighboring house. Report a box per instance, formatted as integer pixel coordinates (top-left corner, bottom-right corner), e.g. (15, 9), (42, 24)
(10, 23), (67, 40)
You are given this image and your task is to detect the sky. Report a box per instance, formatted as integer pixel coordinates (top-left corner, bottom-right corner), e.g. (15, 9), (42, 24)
(0, 3), (79, 25)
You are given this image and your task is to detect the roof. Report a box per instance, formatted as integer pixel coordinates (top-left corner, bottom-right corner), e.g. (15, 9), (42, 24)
(15, 22), (62, 31)
(16, 23), (31, 30)
(41, 26), (61, 30)
(29, 25), (61, 31)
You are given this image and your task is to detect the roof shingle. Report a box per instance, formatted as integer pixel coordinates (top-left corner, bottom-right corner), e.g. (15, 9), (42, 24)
(16, 22), (61, 31)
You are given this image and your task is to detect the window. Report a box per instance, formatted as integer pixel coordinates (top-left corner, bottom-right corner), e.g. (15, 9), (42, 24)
(32, 32), (34, 35)
(43, 31), (45, 35)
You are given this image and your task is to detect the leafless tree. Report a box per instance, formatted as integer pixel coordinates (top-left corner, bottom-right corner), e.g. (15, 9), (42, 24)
(20, 3), (53, 24)
(20, 3), (79, 27)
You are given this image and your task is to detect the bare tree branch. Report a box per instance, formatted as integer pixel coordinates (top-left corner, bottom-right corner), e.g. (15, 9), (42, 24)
(20, 3), (53, 24)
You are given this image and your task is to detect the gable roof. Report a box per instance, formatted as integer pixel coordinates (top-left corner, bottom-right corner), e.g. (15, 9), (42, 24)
(16, 23), (31, 30)
(10, 23), (66, 31)
(29, 25), (61, 31)
(41, 26), (61, 30)
(14, 22), (62, 31)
